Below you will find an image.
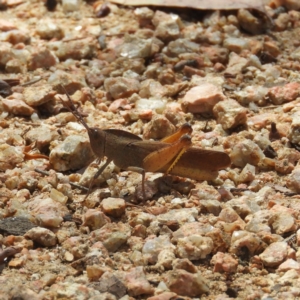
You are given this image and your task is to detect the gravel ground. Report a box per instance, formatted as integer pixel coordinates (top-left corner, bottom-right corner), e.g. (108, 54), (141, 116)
(1, 0), (300, 299)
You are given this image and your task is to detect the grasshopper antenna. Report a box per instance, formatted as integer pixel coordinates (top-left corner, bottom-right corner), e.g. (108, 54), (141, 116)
(59, 84), (90, 132)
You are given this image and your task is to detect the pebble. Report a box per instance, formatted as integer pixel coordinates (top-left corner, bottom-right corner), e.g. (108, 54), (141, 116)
(176, 235), (214, 260)
(237, 9), (265, 35)
(234, 85), (269, 106)
(28, 47), (58, 71)
(211, 252), (238, 273)
(23, 84), (56, 107)
(62, 0), (81, 12)
(104, 77), (140, 100)
(143, 115), (175, 140)
(147, 292), (177, 300)
(230, 139), (265, 168)
(166, 39), (199, 57)
(90, 223), (131, 252)
(230, 231), (265, 256)
(287, 112), (300, 144)
(142, 235), (175, 264)
(277, 259), (300, 272)
(0, 144), (24, 171)
(163, 269), (209, 297)
(157, 208), (198, 225)
(268, 212), (296, 235)
(268, 82), (300, 105)
(28, 196), (68, 227)
(172, 258), (197, 273)
(152, 10), (181, 42)
(55, 38), (96, 61)
(117, 36), (153, 59)
(2, 97), (35, 116)
(287, 167), (300, 193)
(101, 198), (126, 218)
(259, 242), (288, 267)
(139, 79), (167, 98)
(173, 222), (214, 241)
(82, 209), (110, 231)
(62, 236), (88, 259)
(24, 227), (57, 247)
(25, 125), (59, 152)
(35, 20), (64, 40)
(213, 99), (248, 130)
(182, 83), (226, 114)
(223, 37), (249, 53)
(224, 52), (248, 76)
(49, 135), (94, 172)
(135, 97), (166, 114)
(125, 266), (153, 296)
(238, 163), (256, 183)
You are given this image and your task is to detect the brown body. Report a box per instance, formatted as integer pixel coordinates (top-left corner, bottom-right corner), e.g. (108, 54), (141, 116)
(61, 88), (231, 198)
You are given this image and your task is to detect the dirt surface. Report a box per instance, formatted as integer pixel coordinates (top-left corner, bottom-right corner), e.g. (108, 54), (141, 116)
(1, 0), (300, 299)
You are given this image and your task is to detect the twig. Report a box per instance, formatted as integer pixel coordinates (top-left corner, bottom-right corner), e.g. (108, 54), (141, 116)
(20, 76), (43, 87)
(34, 168), (89, 191)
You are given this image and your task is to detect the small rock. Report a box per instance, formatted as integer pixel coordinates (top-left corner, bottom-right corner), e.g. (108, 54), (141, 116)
(35, 20), (64, 40)
(211, 252), (238, 273)
(55, 39), (95, 60)
(230, 231), (265, 256)
(157, 208), (198, 225)
(166, 39), (199, 57)
(259, 242), (288, 267)
(156, 249), (176, 269)
(28, 47), (58, 71)
(230, 139), (265, 168)
(147, 292), (177, 300)
(234, 85), (269, 106)
(278, 259), (300, 272)
(25, 125), (59, 152)
(82, 209), (110, 231)
(135, 97), (166, 114)
(223, 37), (249, 53)
(49, 135), (94, 171)
(287, 167), (300, 193)
(269, 212), (296, 235)
(237, 9), (265, 34)
(238, 163), (256, 183)
(24, 227), (57, 247)
(213, 99), (248, 130)
(287, 112), (300, 144)
(104, 77), (140, 100)
(0, 144), (24, 171)
(23, 84), (56, 107)
(172, 258), (197, 273)
(176, 235), (214, 260)
(116, 36), (152, 59)
(268, 82), (300, 105)
(224, 52), (248, 77)
(139, 79), (167, 98)
(152, 10), (181, 42)
(182, 83), (226, 114)
(90, 223), (131, 252)
(62, 236), (89, 259)
(125, 266), (153, 296)
(143, 115), (175, 140)
(142, 235), (175, 264)
(62, 0), (81, 13)
(101, 198), (126, 218)
(29, 196), (68, 227)
(2, 97), (35, 116)
(164, 269), (209, 297)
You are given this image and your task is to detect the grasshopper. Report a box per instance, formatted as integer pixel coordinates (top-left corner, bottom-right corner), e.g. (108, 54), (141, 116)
(61, 89), (231, 199)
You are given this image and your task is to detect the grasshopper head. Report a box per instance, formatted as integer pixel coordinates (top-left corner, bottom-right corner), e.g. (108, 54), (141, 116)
(87, 127), (106, 159)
